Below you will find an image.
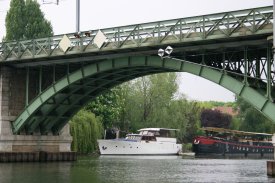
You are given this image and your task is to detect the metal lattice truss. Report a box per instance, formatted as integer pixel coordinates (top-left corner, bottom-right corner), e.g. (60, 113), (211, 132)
(0, 6), (273, 62)
(222, 56), (275, 85)
(196, 48), (275, 86)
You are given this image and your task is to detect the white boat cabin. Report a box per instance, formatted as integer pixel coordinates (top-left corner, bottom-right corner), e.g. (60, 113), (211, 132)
(126, 128), (178, 143)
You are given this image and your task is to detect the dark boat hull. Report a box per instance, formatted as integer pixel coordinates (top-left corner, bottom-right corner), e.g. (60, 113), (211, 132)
(192, 136), (274, 158)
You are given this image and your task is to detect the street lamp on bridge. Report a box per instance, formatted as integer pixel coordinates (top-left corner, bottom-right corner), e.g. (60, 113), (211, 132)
(158, 46), (173, 58)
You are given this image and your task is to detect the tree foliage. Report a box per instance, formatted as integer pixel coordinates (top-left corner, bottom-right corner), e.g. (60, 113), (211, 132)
(70, 110), (103, 153)
(5, 0), (53, 41)
(170, 100), (202, 143)
(114, 73), (178, 131)
(24, 0), (53, 39)
(198, 101), (235, 109)
(5, 0), (25, 41)
(200, 109), (232, 128)
(85, 87), (123, 129)
(235, 97), (275, 133)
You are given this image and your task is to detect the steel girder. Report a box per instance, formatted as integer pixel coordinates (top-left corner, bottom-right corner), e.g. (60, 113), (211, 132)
(12, 56), (275, 135)
(0, 6), (273, 63)
(184, 46), (275, 98)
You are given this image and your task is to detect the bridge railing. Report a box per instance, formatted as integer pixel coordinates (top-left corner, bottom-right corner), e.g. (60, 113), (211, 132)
(0, 6), (273, 62)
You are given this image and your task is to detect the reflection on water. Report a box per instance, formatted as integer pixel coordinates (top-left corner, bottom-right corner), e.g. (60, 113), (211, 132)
(0, 156), (275, 183)
(0, 162), (72, 183)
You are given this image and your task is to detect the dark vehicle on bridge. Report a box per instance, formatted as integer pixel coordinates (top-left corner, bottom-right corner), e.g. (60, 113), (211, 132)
(192, 127), (274, 158)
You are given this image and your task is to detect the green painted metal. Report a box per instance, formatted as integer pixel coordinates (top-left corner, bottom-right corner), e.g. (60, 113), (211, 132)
(25, 67), (29, 107)
(267, 44), (272, 99)
(0, 6), (273, 63)
(39, 66), (42, 93)
(53, 65), (56, 83)
(12, 56), (275, 134)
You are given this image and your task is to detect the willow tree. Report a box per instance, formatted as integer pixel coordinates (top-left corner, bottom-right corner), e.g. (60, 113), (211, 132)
(70, 110), (103, 153)
(5, 0), (53, 41)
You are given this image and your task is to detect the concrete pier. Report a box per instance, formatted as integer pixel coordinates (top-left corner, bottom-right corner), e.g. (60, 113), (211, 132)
(0, 67), (76, 162)
(0, 123), (76, 162)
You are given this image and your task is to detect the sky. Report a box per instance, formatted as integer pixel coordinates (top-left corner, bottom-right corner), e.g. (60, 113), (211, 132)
(0, 0), (273, 102)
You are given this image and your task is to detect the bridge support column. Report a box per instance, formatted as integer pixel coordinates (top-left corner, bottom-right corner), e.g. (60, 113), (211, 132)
(0, 66), (15, 152)
(0, 66), (74, 161)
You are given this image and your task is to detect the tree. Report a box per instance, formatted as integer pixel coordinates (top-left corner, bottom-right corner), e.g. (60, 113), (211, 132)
(168, 99), (202, 143)
(183, 101), (202, 142)
(70, 110), (103, 153)
(85, 87), (122, 129)
(236, 97), (275, 133)
(24, 0), (53, 39)
(200, 109), (232, 128)
(147, 73), (178, 126)
(5, 0), (53, 41)
(5, 0), (26, 41)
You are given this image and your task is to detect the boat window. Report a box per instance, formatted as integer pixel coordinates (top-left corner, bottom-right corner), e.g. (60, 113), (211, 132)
(159, 130), (171, 137)
(139, 131), (148, 135)
(126, 135), (141, 141)
(141, 136), (156, 141)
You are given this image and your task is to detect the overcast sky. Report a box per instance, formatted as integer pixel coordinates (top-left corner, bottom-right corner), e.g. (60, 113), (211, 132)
(0, 0), (273, 102)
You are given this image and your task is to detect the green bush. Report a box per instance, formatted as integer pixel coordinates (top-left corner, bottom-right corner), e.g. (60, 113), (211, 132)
(182, 143), (193, 152)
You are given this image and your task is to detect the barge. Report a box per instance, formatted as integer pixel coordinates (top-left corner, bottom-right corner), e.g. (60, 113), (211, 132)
(192, 127), (274, 158)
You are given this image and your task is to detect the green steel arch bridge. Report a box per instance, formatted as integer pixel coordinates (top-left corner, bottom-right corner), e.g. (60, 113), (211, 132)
(0, 6), (274, 137)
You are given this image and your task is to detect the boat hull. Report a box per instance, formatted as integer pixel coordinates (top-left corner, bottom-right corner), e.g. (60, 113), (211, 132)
(97, 139), (181, 155)
(192, 136), (274, 157)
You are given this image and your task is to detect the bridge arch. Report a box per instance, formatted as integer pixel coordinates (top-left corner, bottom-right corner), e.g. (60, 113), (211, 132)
(12, 56), (275, 135)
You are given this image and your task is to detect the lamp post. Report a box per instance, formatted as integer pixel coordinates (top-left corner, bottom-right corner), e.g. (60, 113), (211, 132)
(42, 0), (80, 32)
(158, 46), (173, 58)
(76, 0), (80, 32)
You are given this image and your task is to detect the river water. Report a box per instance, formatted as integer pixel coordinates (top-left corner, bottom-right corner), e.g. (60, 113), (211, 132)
(0, 156), (275, 183)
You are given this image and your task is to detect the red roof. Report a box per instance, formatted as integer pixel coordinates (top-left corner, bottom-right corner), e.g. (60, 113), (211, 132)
(213, 106), (238, 116)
